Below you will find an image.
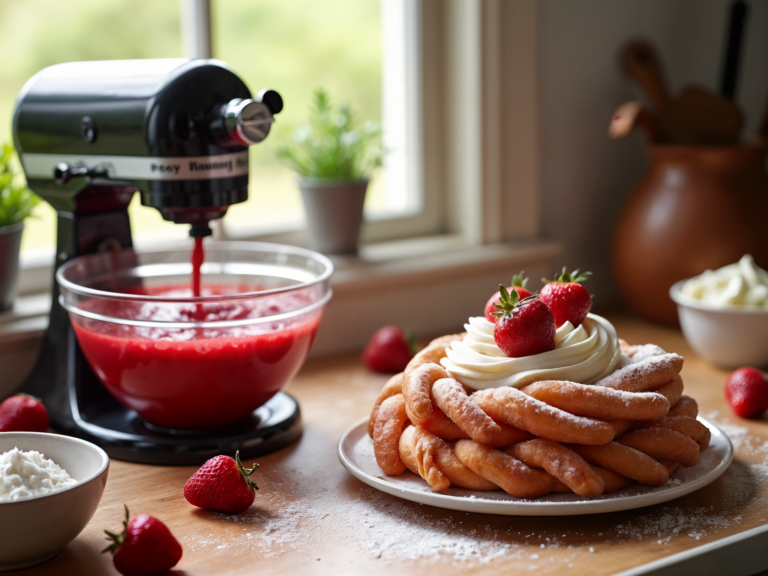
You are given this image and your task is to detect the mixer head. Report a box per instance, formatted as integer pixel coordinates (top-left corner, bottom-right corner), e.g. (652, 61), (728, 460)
(12, 59), (282, 237)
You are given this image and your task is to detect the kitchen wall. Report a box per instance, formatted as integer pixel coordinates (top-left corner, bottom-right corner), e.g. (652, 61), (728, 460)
(537, 0), (768, 308)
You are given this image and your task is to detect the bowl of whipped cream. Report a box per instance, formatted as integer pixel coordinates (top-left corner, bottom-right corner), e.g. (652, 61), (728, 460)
(670, 255), (768, 368)
(0, 432), (109, 571)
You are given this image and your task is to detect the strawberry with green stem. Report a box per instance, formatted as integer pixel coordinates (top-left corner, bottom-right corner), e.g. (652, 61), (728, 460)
(492, 285), (556, 358)
(484, 271), (533, 323)
(103, 505), (182, 576)
(184, 451), (259, 514)
(540, 267), (593, 328)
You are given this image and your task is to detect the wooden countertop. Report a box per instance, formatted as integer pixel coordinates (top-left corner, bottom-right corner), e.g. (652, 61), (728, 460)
(18, 315), (768, 575)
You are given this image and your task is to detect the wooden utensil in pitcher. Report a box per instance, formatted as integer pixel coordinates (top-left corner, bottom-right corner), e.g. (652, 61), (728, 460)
(608, 101), (657, 141)
(622, 42), (692, 143)
(622, 41), (742, 144)
(675, 86), (743, 144)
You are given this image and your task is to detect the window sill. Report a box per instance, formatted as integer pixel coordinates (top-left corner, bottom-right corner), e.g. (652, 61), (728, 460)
(0, 235), (562, 396)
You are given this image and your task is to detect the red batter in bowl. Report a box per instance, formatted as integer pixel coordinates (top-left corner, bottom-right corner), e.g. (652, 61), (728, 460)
(57, 242), (333, 430)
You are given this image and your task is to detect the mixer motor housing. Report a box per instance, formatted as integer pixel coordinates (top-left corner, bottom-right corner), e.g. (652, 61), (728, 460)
(11, 59), (300, 464)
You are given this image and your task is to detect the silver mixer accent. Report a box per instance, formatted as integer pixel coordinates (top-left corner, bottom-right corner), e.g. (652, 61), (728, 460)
(222, 99), (274, 145)
(212, 89), (284, 147)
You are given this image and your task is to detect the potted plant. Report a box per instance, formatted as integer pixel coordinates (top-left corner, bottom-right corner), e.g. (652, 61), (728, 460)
(0, 144), (39, 311)
(277, 89), (382, 255)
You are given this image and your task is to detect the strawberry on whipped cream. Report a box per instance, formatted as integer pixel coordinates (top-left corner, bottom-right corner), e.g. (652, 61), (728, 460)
(441, 313), (622, 390)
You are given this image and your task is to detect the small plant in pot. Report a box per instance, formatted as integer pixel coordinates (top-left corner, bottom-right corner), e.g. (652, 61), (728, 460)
(277, 89), (382, 255)
(0, 144), (39, 311)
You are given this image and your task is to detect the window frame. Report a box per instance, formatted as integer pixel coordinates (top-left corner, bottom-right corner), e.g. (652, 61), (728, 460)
(17, 0), (543, 293)
(214, 0), (542, 247)
(212, 0), (445, 245)
(7, 0), (556, 366)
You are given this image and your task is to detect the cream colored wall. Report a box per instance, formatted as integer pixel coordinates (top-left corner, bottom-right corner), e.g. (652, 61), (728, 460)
(536, 0), (768, 307)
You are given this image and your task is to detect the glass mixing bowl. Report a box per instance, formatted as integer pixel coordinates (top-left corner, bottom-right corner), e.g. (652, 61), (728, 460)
(57, 241), (333, 430)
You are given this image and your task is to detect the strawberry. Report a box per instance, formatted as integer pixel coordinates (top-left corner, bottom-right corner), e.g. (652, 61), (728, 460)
(540, 267), (593, 328)
(362, 326), (417, 373)
(484, 271), (533, 323)
(103, 505), (182, 576)
(492, 286), (556, 358)
(184, 451), (259, 514)
(725, 367), (768, 418)
(0, 394), (49, 432)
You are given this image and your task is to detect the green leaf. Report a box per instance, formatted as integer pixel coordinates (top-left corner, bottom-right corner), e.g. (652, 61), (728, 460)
(275, 88), (383, 180)
(495, 284), (519, 317)
(0, 143), (39, 228)
(235, 451), (259, 491)
(102, 504), (129, 555)
(511, 271), (528, 288)
(494, 285), (540, 319)
(405, 328), (421, 356)
(543, 267), (592, 285)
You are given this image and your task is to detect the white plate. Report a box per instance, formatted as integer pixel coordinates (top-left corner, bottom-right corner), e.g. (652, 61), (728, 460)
(337, 417), (733, 516)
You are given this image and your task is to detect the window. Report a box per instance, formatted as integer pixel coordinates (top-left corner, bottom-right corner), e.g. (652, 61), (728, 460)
(10, 1), (544, 279)
(211, 0), (385, 237)
(5, 0), (440, 259)
(0, 0), (183, 258)
(4, 0), (554, 358)
(212, 0), (440, 244)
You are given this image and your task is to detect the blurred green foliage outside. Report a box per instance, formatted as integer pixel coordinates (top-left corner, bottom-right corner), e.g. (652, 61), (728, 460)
(0, 0), (381, 254)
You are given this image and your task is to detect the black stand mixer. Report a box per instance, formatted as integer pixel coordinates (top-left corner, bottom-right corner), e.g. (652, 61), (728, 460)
(12, 59), (302, 465)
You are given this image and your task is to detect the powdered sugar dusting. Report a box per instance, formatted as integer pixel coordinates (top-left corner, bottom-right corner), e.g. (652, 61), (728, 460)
(628, 345), (668, 364)
(612, 412), (768, 545)
(178, 416), (766, 571)
(597, 353), (683, 392)
(474, 386), (613, 435)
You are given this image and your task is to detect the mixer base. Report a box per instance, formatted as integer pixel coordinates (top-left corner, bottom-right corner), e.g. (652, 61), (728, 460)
(66, 392), (302, 465)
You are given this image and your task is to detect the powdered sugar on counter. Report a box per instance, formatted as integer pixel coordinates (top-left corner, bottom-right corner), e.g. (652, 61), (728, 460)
(0, 447), (76, 502)
(178, 417), (768, 572)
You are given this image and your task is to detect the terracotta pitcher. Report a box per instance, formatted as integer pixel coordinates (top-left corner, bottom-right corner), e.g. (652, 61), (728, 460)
(612, 141), (768, 325)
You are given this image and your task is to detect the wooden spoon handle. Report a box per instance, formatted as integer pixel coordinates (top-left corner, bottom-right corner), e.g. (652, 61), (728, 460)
(609, 101), (643, 139)
(622, 41), (671, 111)
(609, 101), (657, 142)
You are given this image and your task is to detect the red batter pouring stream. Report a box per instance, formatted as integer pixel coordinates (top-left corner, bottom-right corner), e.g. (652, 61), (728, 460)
(192, 236), (204, 297)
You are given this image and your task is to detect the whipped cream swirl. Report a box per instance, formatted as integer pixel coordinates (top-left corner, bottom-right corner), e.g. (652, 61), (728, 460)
(441, 313), (621, 390)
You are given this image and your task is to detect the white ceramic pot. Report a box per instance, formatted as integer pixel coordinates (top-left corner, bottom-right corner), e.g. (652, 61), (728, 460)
(0, 432), (109, 571)
(670, 280), (768, 369)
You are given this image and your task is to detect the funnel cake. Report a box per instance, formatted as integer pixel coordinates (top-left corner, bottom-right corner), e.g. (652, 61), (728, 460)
(369, 320), (709, 499)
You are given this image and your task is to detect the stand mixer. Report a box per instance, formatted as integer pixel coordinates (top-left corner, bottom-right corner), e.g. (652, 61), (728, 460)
(11, 59), (306, 465)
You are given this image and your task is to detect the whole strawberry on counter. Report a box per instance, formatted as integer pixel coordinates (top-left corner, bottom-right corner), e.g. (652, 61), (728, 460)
(492, 286), (556, 358)
(540, 267), (593, 328)
(484, 271), (532, 323)
(725, 367), (768, 418)
(362, 326), (418, 373)
(0, 394), (48, 432)
(103, 505), (182, 576)
(184, 451), (259, 514)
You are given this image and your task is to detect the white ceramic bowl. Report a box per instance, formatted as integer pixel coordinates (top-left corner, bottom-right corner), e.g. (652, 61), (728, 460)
(670, 280), (768, 369)
(0, 433), (109, 571)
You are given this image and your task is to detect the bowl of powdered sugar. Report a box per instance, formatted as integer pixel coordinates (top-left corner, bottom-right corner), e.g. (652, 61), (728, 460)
(0, 432), (109, 571)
